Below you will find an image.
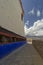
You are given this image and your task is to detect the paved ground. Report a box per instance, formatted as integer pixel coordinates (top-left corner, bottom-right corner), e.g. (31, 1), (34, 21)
(32, 40), (43, 58)
(0, 43), (43, 65)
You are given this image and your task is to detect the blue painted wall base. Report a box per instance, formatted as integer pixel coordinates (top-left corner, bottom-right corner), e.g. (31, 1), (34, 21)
(0, 41), (26, 59)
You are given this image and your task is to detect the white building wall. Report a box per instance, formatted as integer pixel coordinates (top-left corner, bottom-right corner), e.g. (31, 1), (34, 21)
(0, 0), (25, 36)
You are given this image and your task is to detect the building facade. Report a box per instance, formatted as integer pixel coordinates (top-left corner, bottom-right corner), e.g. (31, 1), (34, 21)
(0, 0), (26, 43)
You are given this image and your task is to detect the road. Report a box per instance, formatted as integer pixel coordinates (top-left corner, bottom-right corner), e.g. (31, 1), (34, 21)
(0, 43), (43, 65)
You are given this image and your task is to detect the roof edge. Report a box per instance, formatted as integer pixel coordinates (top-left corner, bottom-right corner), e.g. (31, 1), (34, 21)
(19, 0), (24, 15)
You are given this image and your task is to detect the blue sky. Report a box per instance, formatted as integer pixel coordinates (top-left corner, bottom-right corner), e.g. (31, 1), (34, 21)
(22, 0), (43, 36)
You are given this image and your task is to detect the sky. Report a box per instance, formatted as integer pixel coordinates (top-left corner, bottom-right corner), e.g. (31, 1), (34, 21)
(22, 0), (43, 36)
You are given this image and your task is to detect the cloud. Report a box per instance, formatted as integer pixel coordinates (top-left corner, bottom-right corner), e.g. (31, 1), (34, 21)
(28, 8), (34, 15)
(24, 21), (29, 35)
(24, 19), (43, 36)
(24, 25), (28, 35)
(37, 10), (40, 17)
(25, 20), (29, 26)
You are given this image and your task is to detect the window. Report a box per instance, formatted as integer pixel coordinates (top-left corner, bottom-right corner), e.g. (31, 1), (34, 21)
(21, 13), (23, 20)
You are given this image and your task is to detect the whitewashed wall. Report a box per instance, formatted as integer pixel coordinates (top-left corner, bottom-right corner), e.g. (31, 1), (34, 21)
(0, 0), (25, 36)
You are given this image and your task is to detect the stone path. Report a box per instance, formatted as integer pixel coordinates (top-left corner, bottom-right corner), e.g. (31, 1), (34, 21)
(0, 44), (43, 65)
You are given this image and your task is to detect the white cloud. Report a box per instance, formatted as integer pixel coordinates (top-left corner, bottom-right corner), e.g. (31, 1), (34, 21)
(28, 8), (34, 15)
(24, 19), (43, 36)
(25, 20), (29, 26)
(37, 10), (40, 17)
(24, 25), (28, 35)
(24, 20), (29, 35)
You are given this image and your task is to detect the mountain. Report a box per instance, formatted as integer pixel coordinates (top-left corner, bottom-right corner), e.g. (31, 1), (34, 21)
(26, 35), (43, 40)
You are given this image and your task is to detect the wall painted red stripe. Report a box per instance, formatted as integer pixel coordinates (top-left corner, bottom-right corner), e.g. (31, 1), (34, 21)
(0, 32), (14, 37)
(0, 32), (26, 39)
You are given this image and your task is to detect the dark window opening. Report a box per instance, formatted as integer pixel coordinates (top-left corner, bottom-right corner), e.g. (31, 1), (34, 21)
(21, 13), (23, 20)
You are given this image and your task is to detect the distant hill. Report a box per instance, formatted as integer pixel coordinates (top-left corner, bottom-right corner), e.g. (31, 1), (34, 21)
(26, 35), (43, 40)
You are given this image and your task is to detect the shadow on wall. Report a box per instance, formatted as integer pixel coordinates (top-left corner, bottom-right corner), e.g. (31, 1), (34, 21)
(0, 41), (26, 59)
